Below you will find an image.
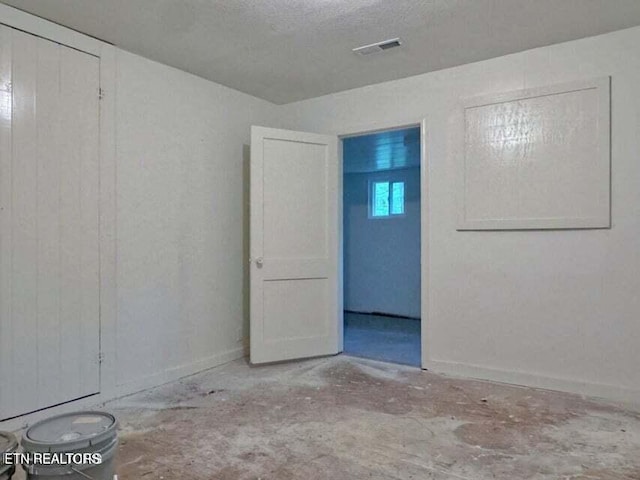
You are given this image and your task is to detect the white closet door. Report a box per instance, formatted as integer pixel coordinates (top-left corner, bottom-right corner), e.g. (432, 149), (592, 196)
(0, 26), (100, 420)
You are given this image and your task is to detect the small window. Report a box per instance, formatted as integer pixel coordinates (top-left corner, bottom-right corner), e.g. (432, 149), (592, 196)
(370, 181), (405, 218)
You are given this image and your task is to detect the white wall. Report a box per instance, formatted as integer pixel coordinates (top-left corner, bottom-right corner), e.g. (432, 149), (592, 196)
(280, 26), (640, 403)
(344, 168), (421, 318)
(114, 50), (279, 390)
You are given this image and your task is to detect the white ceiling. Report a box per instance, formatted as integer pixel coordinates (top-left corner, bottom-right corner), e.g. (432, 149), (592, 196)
(3, 0), (640, 104)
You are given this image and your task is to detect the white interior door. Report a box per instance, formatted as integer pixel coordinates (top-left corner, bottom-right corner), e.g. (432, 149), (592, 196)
(0, 26), (100, 420)
(250, 126), (340, 364)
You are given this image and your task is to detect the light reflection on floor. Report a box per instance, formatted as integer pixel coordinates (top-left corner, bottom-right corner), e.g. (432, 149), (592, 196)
(343, 312), (421, 367)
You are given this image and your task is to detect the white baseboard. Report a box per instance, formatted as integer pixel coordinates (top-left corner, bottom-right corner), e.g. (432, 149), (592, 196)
(113, 346), (246, 398)
(5, 349), (637, 432)
(423, 358), (640, 409)
(0, 347), (246, 432)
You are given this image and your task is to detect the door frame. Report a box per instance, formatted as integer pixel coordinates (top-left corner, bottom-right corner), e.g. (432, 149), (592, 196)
(338, 118), (429, 369)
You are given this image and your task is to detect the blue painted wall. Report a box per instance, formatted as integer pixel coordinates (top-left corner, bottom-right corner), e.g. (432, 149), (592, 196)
(343, 167), (421, 318)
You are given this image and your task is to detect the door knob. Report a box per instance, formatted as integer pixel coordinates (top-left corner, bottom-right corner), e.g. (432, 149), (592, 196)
(255, 257), (264, 267)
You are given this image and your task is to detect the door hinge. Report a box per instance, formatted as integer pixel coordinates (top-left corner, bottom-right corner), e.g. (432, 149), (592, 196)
(98, 88), (104, 100)
(98, 352), (105, 364)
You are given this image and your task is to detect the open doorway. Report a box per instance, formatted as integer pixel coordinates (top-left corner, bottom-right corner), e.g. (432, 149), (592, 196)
(342, 126), (422, 367)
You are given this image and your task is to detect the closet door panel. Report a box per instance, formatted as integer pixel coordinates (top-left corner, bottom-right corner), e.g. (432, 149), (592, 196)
(10, 30), (39, 415)
(58, 45), (100, 402)
(0, 25), (15, 419)
(0, 26), (100, 420)
(36, 37), (64, 406)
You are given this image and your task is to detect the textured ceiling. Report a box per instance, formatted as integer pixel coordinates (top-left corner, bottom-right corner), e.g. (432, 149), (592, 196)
(3, 0), (640, 104)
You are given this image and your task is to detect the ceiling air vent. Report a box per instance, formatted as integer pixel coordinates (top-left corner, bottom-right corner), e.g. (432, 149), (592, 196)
(353, 38), (402, 56)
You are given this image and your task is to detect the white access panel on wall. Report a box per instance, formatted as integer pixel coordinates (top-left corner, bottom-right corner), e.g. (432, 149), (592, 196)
(458, 77), (610, 230)
(0, 26), (100, 420)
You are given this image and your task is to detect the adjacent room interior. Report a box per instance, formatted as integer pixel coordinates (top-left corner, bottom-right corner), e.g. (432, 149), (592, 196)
(1, 1), (640, 479)
(342, 127), (421, 367)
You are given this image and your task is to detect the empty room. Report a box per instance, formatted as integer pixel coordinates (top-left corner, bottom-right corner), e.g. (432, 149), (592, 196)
(0, 1), (639, 479)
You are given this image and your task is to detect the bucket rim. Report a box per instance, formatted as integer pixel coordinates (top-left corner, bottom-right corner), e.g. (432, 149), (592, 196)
(22, 411), (117, 453)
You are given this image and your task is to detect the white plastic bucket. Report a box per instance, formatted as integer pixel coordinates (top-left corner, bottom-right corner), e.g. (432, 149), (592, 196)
(21, 412), (118, 480)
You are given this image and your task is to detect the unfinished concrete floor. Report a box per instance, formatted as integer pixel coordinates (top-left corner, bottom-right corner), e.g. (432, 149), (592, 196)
(104, 356), (640, 480)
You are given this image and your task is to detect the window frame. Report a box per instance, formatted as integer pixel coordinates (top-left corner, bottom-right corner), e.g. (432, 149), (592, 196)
(368, 180), (406, 219)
